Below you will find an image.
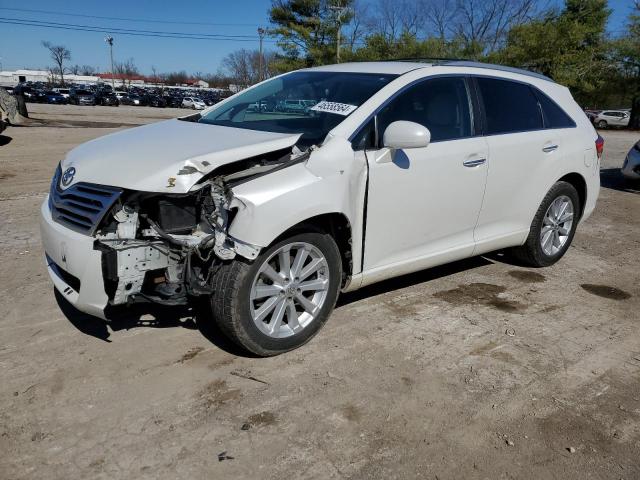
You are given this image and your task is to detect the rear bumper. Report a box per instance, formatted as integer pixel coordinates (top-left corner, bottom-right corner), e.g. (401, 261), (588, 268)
(40, 198), (108, 319)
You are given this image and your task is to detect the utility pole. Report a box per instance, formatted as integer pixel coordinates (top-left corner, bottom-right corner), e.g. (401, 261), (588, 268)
(105, 36), (115, 90)
(329, 5), (349, 63)
(257, 27), (265, 82)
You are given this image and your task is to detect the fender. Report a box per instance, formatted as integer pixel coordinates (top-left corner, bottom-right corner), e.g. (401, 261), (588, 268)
(228, 136), (368, 274)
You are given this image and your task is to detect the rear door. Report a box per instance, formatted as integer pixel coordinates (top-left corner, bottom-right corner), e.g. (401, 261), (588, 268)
(472, 77), (576, 250)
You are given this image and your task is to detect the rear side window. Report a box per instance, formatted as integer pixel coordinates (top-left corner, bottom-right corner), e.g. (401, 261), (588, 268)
(477, 77), (542, 135)
(534, 90), (576, 128)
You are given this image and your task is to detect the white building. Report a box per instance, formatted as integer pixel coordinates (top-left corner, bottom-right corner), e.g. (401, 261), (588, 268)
(0, 69), (100, 87)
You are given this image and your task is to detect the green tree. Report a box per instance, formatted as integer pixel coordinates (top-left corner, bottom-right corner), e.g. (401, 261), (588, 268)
(611, 1), (640, 128)
(495, 0), (611, 104)
(269, 0), (353, 69)
(346, 32), (465, 62)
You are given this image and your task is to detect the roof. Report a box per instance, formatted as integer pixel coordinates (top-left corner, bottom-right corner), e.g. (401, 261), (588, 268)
(304, 60), (554, 82)
(307, 62), (427, 75)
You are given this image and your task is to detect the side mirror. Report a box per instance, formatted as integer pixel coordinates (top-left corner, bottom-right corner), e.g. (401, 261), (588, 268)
(383, 121), (431, 150)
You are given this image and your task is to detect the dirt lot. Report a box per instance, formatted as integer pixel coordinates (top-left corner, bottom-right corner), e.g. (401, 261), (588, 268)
(0, 104), (639, 480)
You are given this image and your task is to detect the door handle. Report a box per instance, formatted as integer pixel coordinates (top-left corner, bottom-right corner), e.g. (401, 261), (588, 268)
(542, 144), (559, 153)
(463, 158), (486, 167)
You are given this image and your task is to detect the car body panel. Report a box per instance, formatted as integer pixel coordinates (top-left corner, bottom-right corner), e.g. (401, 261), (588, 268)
(39, 200), (109, 319)
(363, 137), (488, 272)
(60, 118), (302, 193)
(622, 142), (640, 180)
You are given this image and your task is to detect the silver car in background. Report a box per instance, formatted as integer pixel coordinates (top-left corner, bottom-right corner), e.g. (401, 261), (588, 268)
(622, 139), (640, 180)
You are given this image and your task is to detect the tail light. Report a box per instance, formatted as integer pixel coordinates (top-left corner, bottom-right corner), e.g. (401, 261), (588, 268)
(595, 135), (604, 159)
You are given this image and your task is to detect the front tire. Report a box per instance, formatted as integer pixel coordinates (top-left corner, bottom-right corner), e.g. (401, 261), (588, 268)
(209, 231), (342, 356)
(511, 181), (580, 267)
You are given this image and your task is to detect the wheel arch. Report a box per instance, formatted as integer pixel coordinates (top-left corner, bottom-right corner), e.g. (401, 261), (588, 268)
(557, 172), (587, 219)
(269, 213), (353, 288)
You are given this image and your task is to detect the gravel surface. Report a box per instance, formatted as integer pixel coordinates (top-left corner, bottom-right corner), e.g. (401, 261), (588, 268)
(0, 104), (639, 480)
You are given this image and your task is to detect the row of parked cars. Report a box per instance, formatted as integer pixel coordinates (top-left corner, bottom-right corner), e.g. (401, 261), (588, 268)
(10, 82), (231, 109)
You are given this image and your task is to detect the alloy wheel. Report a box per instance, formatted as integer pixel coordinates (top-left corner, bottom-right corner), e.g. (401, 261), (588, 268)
(540, 195), (574, 256)
(249, 242), (330, 339)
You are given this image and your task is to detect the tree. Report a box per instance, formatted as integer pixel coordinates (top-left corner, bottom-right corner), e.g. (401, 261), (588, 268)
(453, 0), (538, 57)
(610, 1), (640, 128)
(496, 0), (611, 103)
(114, 58), (139, 87)
(42, 41), (71, 86)
(269, 0), (354, 68)
(221, 49), (278, 88)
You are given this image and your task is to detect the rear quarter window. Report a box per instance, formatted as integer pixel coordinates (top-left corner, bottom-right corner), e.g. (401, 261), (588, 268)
(533, 89), (576, 129)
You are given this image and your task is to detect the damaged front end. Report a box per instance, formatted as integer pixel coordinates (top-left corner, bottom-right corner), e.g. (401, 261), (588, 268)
(91, 147), (308, 308)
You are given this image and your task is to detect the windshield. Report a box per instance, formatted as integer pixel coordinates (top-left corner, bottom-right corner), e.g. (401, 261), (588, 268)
(198, 71), (397, 147)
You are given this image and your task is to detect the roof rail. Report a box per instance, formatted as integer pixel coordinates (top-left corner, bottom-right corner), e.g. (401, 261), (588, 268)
(440, 60), (554, 82)
(377, 57), (554, 82)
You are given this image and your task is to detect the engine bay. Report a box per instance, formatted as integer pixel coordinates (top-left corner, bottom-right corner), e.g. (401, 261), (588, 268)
(93, 146), (309, 307)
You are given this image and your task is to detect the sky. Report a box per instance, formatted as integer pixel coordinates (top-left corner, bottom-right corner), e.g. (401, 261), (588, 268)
(0, 0), (634, 75)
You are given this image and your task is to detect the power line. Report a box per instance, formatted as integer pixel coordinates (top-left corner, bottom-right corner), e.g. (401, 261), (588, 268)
(0, 17), (259, 39)
(0, 17), (279, 43)
(0, 7), (259, 27)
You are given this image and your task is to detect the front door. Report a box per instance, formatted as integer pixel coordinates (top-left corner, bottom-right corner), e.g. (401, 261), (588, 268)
(362, 76), (488, 273)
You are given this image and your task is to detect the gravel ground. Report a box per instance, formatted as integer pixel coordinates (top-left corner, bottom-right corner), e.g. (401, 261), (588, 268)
(0, 104), (639, 480)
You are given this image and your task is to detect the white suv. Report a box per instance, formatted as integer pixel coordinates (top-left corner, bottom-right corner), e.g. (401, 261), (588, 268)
(40, 61), (601, 356)
(593, 110), (630, 129)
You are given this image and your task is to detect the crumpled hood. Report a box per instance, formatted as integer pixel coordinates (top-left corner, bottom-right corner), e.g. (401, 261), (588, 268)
(61, 118), (302, 193)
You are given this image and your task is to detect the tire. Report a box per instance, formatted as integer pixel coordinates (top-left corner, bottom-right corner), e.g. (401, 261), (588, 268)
(209, 231), (342, 356)
(597, 120), (607, 129)
(510, 181), (580, 267)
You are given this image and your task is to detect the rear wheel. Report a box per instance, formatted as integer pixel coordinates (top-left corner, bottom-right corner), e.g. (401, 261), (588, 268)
(209, 231), (342, 356)
(511, 181), (580, 267)
(597, 120), (608, 129)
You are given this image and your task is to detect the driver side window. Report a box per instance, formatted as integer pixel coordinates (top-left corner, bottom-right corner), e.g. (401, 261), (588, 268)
(376, 77), (473, 146)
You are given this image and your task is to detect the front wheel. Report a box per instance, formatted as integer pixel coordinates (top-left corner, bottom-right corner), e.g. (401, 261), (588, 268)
(209, 231), (342, 356)
(510, 181), (580, 267)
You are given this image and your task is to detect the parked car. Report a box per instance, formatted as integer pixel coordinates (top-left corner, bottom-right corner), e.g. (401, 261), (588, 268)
(120, 94), (146, 106)
(593, 110), (630, 129)
(54, 88), (71, 99)
(69, 88), (96, 106)
(40, 61), (601, 356)
(182, 97), (206, 109)
(163, 95), (183, 108)
(622, 139), (640, 181)
(19, 86), (46, 103)
(146, 95), (167, 108)
(584, 109), (601, 123)
(97, 92), (119, 106)
(44, 91), (67, 105)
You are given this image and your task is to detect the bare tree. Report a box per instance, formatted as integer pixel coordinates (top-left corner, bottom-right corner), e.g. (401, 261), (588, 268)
(344, 0), (369, 50)
(425, 0), (458, 40)
(453, 0), (538, 55)
(114, 58), (139, 87)
(42, 41), (71, 86)
(222, 49), (278, 88)
(223, 49), (256, 88)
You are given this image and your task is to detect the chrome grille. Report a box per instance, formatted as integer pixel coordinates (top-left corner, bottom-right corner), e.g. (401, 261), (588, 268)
(49, 166), (122, 235)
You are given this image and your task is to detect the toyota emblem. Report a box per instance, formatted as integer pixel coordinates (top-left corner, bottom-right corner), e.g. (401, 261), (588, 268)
(61, 167), (76, 187)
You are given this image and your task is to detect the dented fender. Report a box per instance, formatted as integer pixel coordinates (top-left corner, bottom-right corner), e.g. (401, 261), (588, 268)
(228, 136), (368, 274)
